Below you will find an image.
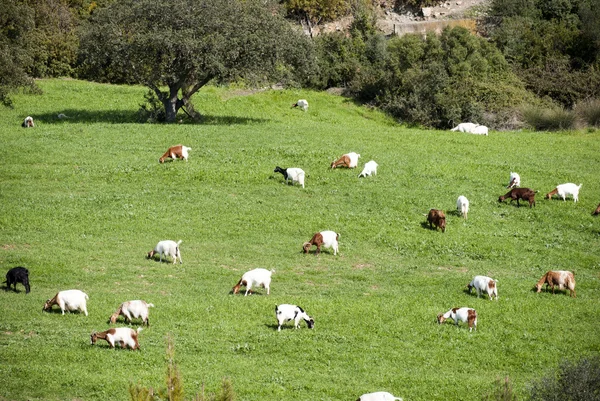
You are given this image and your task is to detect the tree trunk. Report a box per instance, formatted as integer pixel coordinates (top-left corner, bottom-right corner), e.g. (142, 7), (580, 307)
(164, 85), (183, 123)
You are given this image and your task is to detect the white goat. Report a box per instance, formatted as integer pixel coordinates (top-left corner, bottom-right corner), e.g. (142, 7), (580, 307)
(546, 183), (582, 202)
(456, 195), (469, 219)
(43, 290), (89, 316)
(467, 276), (498, 300)
(275, 304), (314, 331)
(356, 392), (403, 401)
(437, 307), (477, 332)
(274, 166), (305, 188)
(292, 99), (309, 111)
(232, 268), (272, 296)
(358, 160), (378, 178)
(22, 116), (34, 128)
(507, 172), (521, 188)
(450, 123), (477, 133)
(303, 230), (339, 255)
(471, 125), (489, 135)
(147, 240), (182, 264)
(91, 327), (141, 350)
(109, 300), (155, 325)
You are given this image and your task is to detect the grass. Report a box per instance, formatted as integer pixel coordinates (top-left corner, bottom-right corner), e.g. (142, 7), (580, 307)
(1, 79), (599, 401)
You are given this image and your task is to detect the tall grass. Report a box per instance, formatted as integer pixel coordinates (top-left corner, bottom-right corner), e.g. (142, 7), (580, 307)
(1, 79), (599, 401)
(521, 105), (577, 131)
(575, 98), (600, 128)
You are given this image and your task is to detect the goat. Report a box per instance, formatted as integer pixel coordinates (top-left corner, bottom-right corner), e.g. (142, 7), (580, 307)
(471, 125), (489, 135)
(303, 231), (339, 255)
(437, 307), (477, 332)
(21, 116), (34, 128)
(498, 188), (536, 208)
(43, 290), (89, 315)
(450, 123), (477, 133)
(331, 152), (360, 169)
(535, 270), (576, 297)
(275, 304), (314, 331)
(4, 267), (30, 294)
(159, 145), (191, 163)
(292, 99), (309, 111)
(467, 276), (498, 301)
(90, 327), (141, 350)
(545, 183), (582, 202)
(358, 160), (378, 178)
(426, 209), (446, 232)
(274, 166), (305, 188)
(109, 300), (154, 325)
(356, 392), (403, 401)
(147, 240), (182, 264)
(593, 203), (600, 216)
(507, 172), (520, 188)
(232, 268), (272, 296)
(456, 196), (469, 220)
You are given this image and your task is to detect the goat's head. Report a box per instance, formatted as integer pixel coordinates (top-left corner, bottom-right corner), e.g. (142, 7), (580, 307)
(274, 166), (284, 174)
(437, 313), (446, 324)
(306, 318), (315, 329)
(108, 313), (119, 324)
(42, 299), (53, 312)
(593, 203), (600, 216)
(302, 242), (312, 253)
(90, 332), (97, 345)
(147, 250), (156, 259)
(438, 217), (446, 233)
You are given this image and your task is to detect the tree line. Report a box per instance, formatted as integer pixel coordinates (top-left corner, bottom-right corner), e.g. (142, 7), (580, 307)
(1, 0), (599, 128)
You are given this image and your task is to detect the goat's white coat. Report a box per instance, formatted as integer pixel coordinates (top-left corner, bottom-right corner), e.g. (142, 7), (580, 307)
(320, 230), (340, 255)
(45, 289), (89, 316)
(468, 276), (498, 300)
(93, 327), (141, 349)
(111, 300), (154, 324)
(456, 195), (469, 219)
(294, 99), (309, 111)
(471, 125), (489, 135)
(275, 304), (314, 331)
(347, 152), (361, 168)
(357, 391), (403, 401)
(552, 183), (582, 202)
(450, 123), (478, 133)
(235, 268), (272, 296)
(282, 167), (306, 188)
(149, 240), (182, 264)
(507, 172), (521, 188)
(438, 307), (477, 332)
(358, 160), (378, 177)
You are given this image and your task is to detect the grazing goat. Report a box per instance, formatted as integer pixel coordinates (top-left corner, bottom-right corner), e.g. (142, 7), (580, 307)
(545, 183), (582, 202)
(535, 270), (576, 297)
(275, 304), (314, 331)
(450, 123), (477, 133)
(22, 116), (34, 128)
(43, 290), (89, 315)
(4, 267), (30, 294)
(292, 99), (309, 111)
(498, 188), (536, 208)
(427, 209), (446, 232)
(147, 240), (182, 264)
(303, 231), (339, 255)
(356, 392), (403, 401)
(593, 203), (600, 216)
(471, 125), (489, 135)
(467, 276), (498, 300)
(331, 152), (360, 169)
(159, 145), (191, 163)
(507, 172), (520, 188)
(90, 327), (141, 350)
(456, 196), (469, 220)
(232, 268), (272, 296)
(437, 307), (477, 332)
(109, 300), (154, 325)
(274, 166), (305, 188)
(358, 160), (378, 178)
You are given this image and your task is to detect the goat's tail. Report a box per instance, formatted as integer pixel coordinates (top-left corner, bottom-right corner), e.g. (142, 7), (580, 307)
(147, 303), (155, 308)
(84, 293), (89, 300)
(177, 240), (182, 246)
(137, 327), (143, 333)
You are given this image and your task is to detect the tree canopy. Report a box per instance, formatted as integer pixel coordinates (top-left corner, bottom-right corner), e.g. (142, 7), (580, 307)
(78, 0), (313, 122)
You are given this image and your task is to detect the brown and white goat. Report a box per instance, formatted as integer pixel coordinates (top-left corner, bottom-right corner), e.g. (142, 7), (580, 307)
(426, 209), (446, 232)
(43, 290), (88, 315)
(593, 203), (600, 216)
(22, 116), (34, 128)
(331, 152), (360, 169)
(535, 270), (576, 297)
(498, 188), (536, 208)
(90, 327), (141, 350)
(109, 300), (154, 325)
(159, 145), (191, 163)
(232, 268), (273, 296)
(303, 231), (339, 255)
(437, 307), (477, 332)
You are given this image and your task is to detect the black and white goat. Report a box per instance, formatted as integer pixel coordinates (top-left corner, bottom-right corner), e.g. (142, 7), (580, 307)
(274, 166), (305, 188)
(275, 304), (314, 331)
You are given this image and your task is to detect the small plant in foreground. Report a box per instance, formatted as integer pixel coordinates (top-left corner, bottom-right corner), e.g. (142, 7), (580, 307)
(482, 376), (518, 401)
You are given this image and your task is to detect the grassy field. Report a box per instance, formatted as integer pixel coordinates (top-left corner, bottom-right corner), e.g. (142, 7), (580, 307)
(1, 79), (599, 401)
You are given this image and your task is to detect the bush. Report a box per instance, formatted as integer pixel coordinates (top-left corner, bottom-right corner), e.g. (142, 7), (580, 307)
(529, 356), (600, 401)
(482, 376), (518, 401)
(521, 105), (576, 131)
(575, 98), (600, 127)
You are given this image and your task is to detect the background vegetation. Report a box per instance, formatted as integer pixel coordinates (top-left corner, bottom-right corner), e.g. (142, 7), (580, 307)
(1, 80), (599, 401)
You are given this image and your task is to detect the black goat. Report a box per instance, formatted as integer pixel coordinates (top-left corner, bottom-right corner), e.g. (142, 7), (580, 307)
(4, 267), (30, 293)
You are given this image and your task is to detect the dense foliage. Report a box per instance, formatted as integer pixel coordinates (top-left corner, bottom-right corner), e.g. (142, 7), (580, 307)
(529, 356), (600, 401)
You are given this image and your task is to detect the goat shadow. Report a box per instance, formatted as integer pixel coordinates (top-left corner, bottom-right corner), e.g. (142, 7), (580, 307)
(42, 308), (86, 315)
(420, 221), (442, 231)
(3, 286), (27, 294)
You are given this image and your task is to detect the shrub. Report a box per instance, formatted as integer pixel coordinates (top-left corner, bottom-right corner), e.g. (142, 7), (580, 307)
(521, 105), (576, 131)
(529, 356), (600, 401)
(482, 376), (518, 401)
(574, 98), (600, 127)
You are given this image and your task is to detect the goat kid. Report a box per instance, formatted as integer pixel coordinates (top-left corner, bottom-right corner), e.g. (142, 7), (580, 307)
(232, 268), (272, 296)
(331, 152), (360, 169)
(535, 270), (576, 297)
(507, 172), (520, 188)
(22, 116), (34, 128)
(147, 240), (182, 264)
(456, 196), (469, 220)
(109, 300), (154, 325)
(358, 160), (378, 178)
(303, 231), (339, 255)
(274, 166), (305, 188)
(4, 267), (30, 293)
(427, 209), (446, 232)
(275, 304), (314, 331)
(467, 276), (498, 300)
(356, 392), (403, 401)
(292, 99), (309, 111)
(43, 290), (89, 315)
(91, 327), (141, 350)
(498, 188), (536, 208)
(159, 145), (191, 163)
(437, 307), (477, 332)
(545, 183), (582, 202)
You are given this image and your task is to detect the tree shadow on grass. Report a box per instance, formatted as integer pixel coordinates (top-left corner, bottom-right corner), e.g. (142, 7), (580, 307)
(32, 110), (269, 125)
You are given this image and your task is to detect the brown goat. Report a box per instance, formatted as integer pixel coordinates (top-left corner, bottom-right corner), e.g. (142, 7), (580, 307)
(426, 209), (446, 233)
(535, 270), (576, 297)
(330, 152), (360, 169)
(592, 203), (600, 216)
(159, 145), (191, 163)
(498, 187), (536, 208)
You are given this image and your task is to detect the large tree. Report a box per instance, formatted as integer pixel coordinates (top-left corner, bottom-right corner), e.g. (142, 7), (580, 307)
(78, 0), (312, 122)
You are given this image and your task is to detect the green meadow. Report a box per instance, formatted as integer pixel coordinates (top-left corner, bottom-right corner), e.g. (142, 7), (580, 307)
(1, 79), (599, 401)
